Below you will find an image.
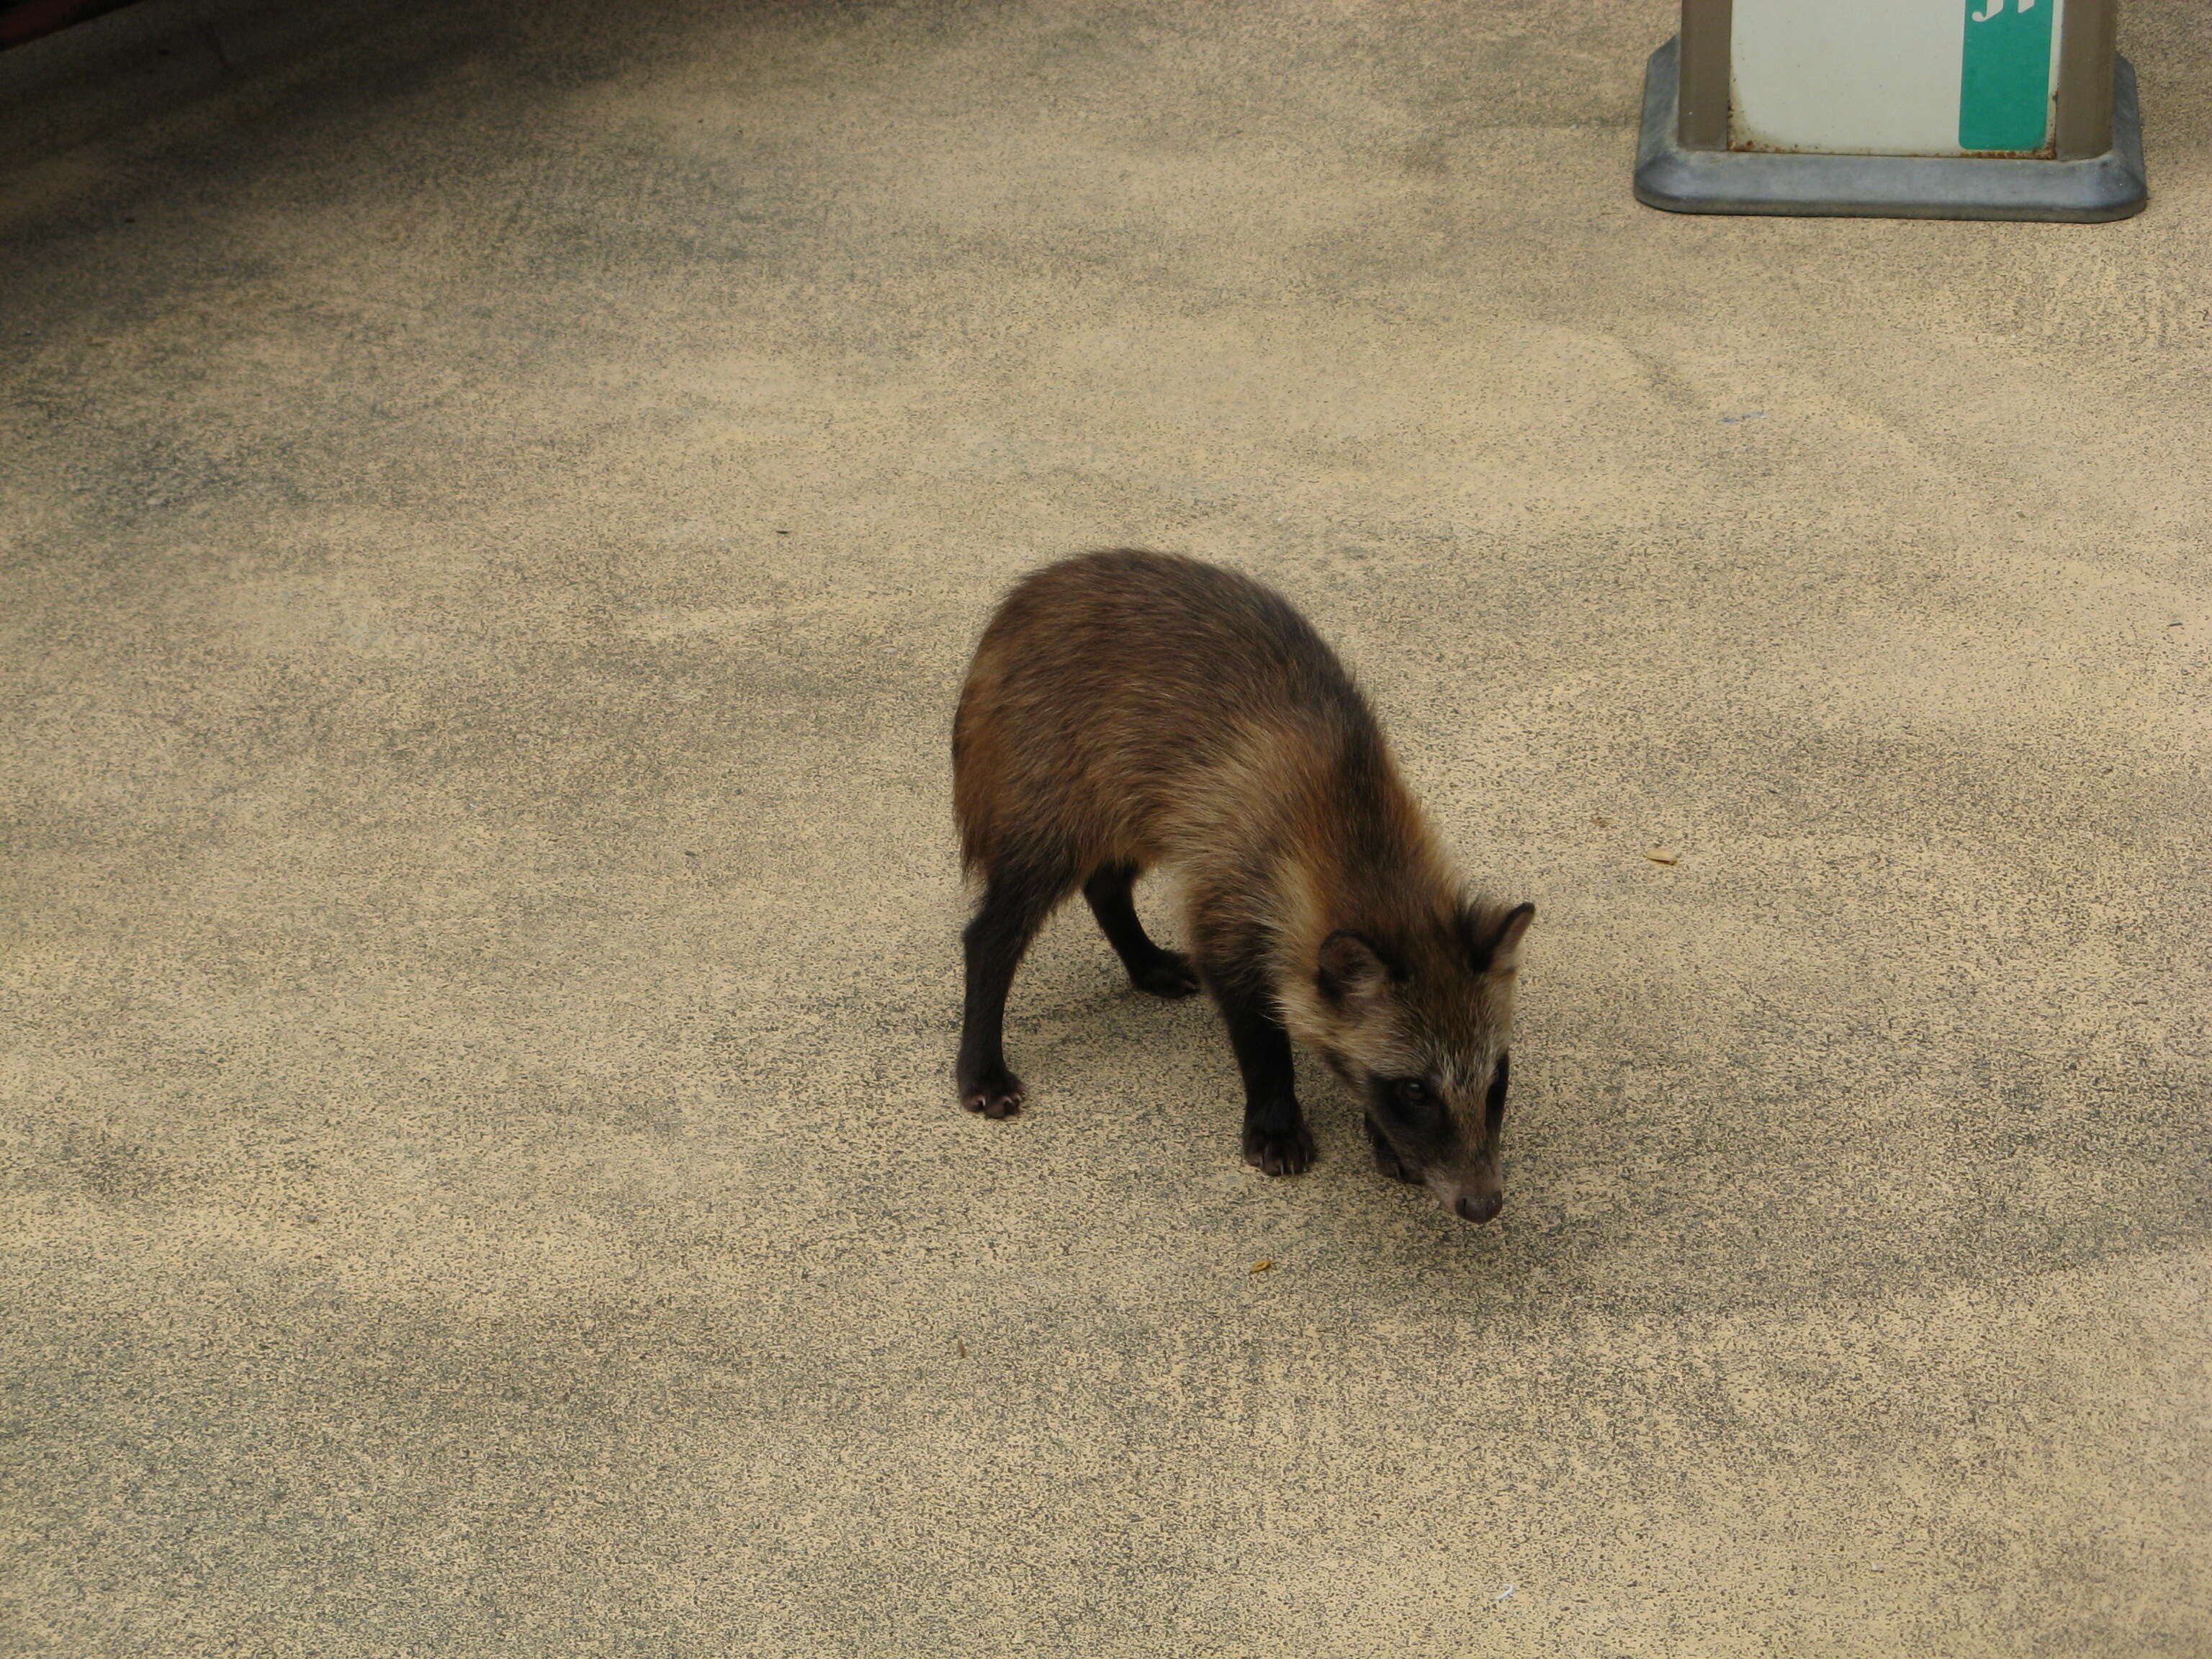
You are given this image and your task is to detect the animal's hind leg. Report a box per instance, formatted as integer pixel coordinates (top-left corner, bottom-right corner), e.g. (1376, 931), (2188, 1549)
(956, 850), (1076, 1118)
(1082, 862), (1200, 999)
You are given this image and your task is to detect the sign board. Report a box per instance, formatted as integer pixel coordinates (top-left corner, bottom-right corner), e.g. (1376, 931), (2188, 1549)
(1634, 0), (2144, 220)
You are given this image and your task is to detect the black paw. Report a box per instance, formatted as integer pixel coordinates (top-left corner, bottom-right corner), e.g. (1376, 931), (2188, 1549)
(1243, 1119), (1316, 1177)
(1367, 1118), (1421, 1184)
(1130, 950), (1202, 999)
(959, 1066), (1025, 1119)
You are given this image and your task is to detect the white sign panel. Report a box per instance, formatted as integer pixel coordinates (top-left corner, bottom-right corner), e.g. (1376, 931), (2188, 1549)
(1732, 0), (2065, 156)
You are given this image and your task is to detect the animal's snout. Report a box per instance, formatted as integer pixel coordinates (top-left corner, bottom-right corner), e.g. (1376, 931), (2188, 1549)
(1454, 1191), (1501, 1226)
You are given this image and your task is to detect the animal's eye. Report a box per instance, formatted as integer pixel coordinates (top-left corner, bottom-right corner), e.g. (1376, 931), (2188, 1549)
(1394, 1079), (1431, 1110)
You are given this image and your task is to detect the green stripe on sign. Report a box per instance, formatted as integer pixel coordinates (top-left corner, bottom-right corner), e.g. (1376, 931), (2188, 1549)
(1960, 0), (2055, 152)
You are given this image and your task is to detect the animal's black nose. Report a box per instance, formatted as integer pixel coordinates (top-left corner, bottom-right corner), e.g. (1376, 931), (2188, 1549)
(1455, 1192), (1501, 1225)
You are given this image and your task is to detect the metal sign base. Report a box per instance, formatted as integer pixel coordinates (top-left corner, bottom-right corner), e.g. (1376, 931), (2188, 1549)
(1633, 36), (2147, 222)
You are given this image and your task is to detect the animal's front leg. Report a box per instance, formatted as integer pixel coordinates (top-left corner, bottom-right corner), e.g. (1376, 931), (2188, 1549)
(1206, 973), (1315, 1177)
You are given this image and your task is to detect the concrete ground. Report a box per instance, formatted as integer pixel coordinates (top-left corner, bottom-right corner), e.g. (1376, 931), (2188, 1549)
(4, 1), (2209, 1653)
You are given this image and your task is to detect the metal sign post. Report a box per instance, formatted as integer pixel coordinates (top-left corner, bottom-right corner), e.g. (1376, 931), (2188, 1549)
(1635, 0), (2146, 221)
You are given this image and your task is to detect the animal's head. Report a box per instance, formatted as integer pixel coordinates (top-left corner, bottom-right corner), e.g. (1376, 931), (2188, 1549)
(1287, 901), (1533, 1224)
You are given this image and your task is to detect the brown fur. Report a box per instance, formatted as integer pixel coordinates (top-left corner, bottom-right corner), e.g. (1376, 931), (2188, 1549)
(952, 549), (1532, 1222)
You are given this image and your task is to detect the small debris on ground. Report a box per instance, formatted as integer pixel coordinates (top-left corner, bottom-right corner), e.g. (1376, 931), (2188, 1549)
(1721, 410), (1767, 423)
(1493, 1584), (1516, 1603)
(1592, 814), (1612, 827)
(1645, 848), (1679, 865)
(1249, 1258), (1274, 1274)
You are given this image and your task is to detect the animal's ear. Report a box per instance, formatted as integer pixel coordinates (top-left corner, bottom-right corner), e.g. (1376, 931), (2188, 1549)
(1316, 930), (1391, 1004)
(1467, 902), (1534, 976)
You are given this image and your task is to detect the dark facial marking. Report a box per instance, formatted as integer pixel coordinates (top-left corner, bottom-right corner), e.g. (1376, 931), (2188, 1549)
(1380, 1075), (1441, 1128)
(1370, 1072), (1457, 1169)
(1485, 1051), (1511, 1134)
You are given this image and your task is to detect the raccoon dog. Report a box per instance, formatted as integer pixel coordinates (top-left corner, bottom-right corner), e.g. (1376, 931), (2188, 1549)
(951, 549), (1533, 1224)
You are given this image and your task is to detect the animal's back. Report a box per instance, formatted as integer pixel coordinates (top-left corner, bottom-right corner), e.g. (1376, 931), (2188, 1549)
(953, 549), (1376, 873)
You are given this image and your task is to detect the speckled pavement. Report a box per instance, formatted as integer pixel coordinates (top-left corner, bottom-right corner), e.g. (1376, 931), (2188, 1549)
(4, 2), (2208, 1653)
